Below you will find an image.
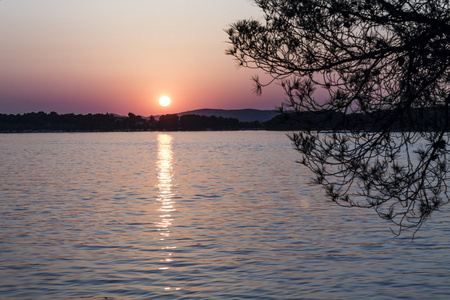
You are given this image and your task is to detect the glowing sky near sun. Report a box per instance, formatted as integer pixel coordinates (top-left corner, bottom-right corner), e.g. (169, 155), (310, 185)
(0, 0), (285, 116)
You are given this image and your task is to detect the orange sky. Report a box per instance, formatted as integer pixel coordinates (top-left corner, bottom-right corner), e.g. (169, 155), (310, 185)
(0, 0), (285, 116)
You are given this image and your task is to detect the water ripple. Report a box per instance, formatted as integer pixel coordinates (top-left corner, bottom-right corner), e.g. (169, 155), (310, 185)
(0, 132), (449, 299)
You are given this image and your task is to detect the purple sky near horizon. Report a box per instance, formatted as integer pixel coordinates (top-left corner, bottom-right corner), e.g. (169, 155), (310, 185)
(0, 0), (287, 116)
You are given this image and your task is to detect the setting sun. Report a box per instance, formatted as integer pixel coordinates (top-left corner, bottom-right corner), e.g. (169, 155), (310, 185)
(159, 96), (171, 107)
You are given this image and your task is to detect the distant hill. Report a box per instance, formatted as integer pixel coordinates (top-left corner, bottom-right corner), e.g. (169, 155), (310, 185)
(176, 109), (279, 122)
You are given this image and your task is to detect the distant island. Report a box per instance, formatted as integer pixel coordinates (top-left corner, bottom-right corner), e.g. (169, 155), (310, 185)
(175, 109), (279, 122)
(0, 107), (446, 132)
(0, 110), (277, 132)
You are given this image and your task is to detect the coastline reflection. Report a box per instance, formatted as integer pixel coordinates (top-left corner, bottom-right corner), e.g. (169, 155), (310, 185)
(156, 134), (175, 272)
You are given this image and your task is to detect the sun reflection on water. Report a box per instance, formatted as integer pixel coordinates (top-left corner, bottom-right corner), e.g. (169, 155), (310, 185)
(156, 134), (176, 274)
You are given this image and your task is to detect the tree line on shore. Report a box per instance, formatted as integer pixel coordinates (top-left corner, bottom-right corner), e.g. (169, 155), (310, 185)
(1, 107), (448, 133)
(0, 111), (262, 132)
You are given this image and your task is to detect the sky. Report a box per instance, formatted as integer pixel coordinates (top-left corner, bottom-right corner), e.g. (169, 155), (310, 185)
(0, 0), (286, 116)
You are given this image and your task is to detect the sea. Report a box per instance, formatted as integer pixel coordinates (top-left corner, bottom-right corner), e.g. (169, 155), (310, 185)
(1, 131), (449, 299)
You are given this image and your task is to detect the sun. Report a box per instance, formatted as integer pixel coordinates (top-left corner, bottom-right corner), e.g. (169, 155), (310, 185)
(159, 96), (171, 107)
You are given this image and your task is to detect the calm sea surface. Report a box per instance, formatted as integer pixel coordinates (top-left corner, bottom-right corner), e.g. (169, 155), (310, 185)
(0, 131), (449, 299)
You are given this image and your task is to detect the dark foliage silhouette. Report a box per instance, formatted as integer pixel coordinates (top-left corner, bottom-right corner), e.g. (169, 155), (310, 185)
(158, 114), (180, 131)
(180, 114), (241, 130)
(227, 0), (450, 234)
(0, 112), (256, 132)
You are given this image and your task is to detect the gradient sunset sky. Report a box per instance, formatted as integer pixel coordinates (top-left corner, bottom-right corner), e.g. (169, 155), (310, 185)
(0, 0), (285, 116)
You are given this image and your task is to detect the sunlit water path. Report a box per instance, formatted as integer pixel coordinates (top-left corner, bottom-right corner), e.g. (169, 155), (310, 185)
(0, 131), (449, 299)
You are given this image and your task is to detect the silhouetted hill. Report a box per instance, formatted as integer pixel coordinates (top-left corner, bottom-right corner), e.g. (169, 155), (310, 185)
(3, 107), (445, 133)
(0, 111), (262, 132)
(176, 109), (279, 122)
(263, 106), (450, 131)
